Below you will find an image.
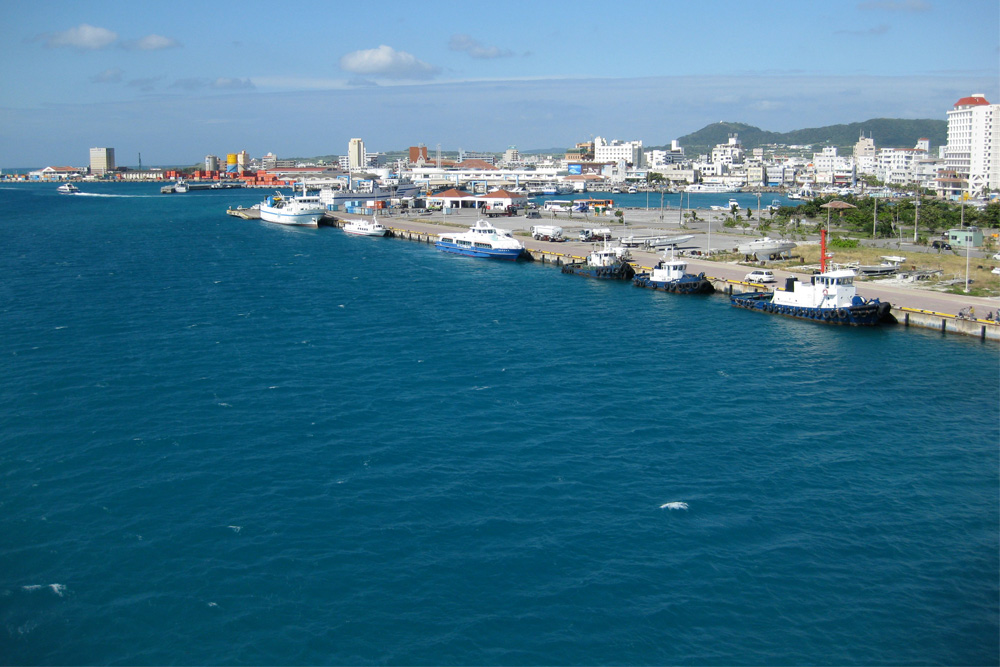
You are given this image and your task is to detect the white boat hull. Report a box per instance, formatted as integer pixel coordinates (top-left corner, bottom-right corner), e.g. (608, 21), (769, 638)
(259, 207), (322, 226)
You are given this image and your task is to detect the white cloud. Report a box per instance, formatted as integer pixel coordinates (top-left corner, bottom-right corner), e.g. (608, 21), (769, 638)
(339, 45), (439, 80)
(448, 34), (513, 59)
(44, 24), (118, 50)
(123, 34), (180, 51)
(90, 68), (124, 84)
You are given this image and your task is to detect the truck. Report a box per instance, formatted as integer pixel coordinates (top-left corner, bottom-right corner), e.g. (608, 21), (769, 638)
(483, 204), (518, 218)
(530, 225), (564, 241)
(578, 227), (613, 242)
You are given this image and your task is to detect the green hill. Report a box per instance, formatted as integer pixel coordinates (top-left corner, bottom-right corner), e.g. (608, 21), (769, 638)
(667, 119), (947, 156)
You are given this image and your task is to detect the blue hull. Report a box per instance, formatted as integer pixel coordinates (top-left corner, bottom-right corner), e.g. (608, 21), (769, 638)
(633, 273), (715, 295)
(730, 292), (894, 326)
(434, 242), (524, 261)
(561, 262), (635, 280)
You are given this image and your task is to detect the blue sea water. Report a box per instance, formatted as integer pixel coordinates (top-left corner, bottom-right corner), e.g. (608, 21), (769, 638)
(1, 182), (997, 666)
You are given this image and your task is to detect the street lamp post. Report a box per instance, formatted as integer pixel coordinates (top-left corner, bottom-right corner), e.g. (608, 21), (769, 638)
(962, 193), (970, 293)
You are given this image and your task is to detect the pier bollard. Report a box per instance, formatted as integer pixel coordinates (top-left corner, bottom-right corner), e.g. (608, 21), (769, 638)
(941, 318), (947, 333)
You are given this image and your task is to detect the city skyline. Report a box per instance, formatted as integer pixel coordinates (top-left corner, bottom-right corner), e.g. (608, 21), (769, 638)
(1, 0), (998, 168)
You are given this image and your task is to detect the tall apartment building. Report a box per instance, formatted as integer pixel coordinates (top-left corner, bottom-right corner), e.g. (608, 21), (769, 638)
(89, 147), (115, 176)
(853, 133), (877, 174)
(348, 138), (365, 171)
(594, 136), (644, 167)
(944, 94), (999, 197)
(710, 135), (744, 167)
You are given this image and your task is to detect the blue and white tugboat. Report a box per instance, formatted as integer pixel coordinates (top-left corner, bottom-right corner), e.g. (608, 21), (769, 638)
(731, 270), (893, 325)
(632, 250), (714, 294)
(730, 232), (893, 325)
(435, 219), (525, 260)
(561, 240), (635, 280)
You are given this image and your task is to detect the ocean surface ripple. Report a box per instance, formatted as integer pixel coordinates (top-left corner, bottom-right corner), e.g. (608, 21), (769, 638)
(1, 183), (997, 665)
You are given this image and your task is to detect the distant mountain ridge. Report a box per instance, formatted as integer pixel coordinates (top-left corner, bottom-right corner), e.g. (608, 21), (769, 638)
(663, 119), (947, 155)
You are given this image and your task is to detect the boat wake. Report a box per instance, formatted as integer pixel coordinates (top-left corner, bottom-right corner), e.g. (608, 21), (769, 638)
(74, 193), (158, 198)
(660, 501), (689, 510)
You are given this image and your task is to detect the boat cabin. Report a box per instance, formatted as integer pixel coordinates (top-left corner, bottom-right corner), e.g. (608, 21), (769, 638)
(774, 269), (860, 309)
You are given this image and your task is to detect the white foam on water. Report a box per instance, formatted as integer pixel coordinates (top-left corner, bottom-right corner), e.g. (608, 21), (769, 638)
(22, 583), (66, 596)
(660, 501), (689, 511)
(228, 525), (241, 533)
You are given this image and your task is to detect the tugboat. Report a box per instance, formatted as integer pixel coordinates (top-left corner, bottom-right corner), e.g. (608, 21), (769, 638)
(632, 250), (714, 294)
(730, 231), (894, 326)
(561, 240), (635, 280)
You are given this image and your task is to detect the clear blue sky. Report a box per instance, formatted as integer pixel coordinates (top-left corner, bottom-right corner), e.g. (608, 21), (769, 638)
(1, 0), (997, 167)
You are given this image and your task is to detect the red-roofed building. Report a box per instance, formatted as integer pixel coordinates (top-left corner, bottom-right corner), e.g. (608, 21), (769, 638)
(478, 189), (527, 211)
(453, 159), (498, 171)
(944, 93), (999, 197)
(428, 188), (478, 209)
(953, 95), (991, 108)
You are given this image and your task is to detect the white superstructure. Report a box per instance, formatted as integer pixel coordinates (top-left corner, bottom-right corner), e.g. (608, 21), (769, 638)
(258, 188), (325, 226)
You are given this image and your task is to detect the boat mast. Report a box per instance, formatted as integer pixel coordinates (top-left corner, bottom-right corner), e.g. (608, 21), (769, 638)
(820, 228), (827, 273)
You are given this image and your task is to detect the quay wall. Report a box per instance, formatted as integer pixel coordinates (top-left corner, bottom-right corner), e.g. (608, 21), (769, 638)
(358, 217), (1000, 343)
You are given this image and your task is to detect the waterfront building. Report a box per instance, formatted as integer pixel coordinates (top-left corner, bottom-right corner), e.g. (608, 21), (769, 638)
(812, 146), (856, 186)
(89, 147), (115, 176)
(503, 146), (520, 165)
(594, 136), (644, 168)
(876, 140), (929, 187)
(648, 164), (700, 185)
(261, 152), (277, 170)
(645, 141), (686, 167)
(943, 93), (999, 197)
(746, 163), (767, 187)
(348, 138), (365, 171)
(29, 166), (83, 180)
(710, 135), (745, 167)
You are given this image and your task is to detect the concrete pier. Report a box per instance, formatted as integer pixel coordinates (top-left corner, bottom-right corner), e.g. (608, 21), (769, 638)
(317, 211), (1000, 342)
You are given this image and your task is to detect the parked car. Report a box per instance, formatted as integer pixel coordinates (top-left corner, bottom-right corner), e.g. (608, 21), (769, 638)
(992, 252), (1000, 261)
(525, 210), (541, 219)
(932, 240), (952, 250)
(744, 269), (776, 283)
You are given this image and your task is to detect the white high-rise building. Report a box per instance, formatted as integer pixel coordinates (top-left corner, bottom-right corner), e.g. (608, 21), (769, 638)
(710, 135), (744, 167)
(593, 136), (644, 167)
(89, 147), (115, 176)
(944, 94), (999, 197)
